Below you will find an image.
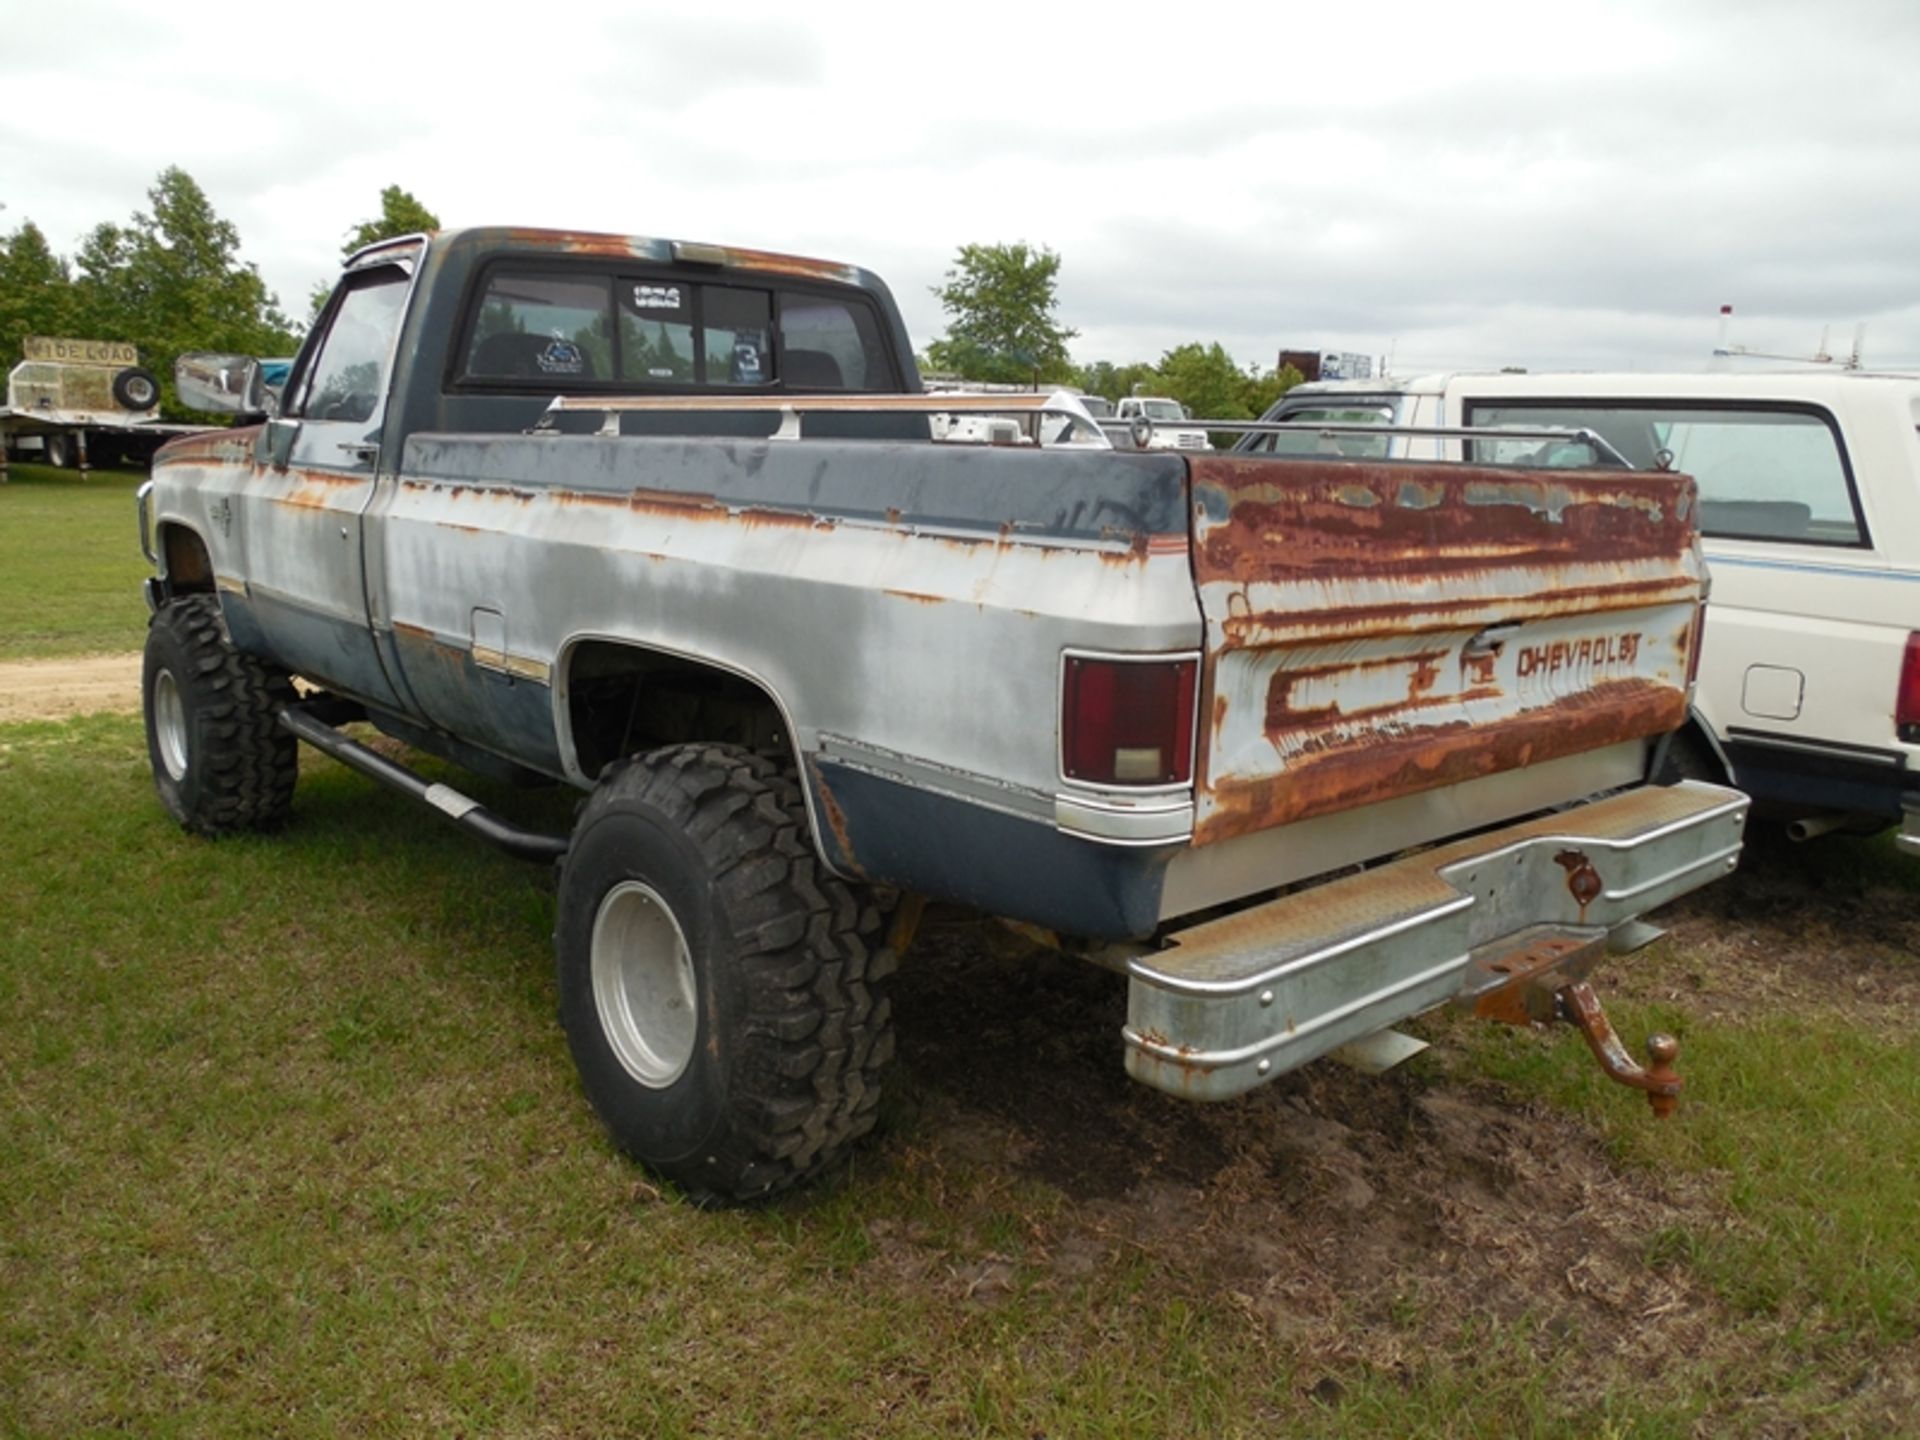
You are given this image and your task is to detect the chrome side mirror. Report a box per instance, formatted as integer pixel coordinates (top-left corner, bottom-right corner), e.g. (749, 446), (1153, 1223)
(176, 353), (271, 417)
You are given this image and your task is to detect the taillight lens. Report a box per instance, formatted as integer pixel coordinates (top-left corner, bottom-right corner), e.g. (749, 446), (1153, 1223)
(1897, 632), (1920, 738)
(1062, 656), (1198, 786)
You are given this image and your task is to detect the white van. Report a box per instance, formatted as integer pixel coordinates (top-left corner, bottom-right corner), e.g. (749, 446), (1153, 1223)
(1243, 371), (1920, 851)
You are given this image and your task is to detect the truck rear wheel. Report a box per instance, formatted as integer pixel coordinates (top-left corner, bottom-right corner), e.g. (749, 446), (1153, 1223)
(555, 744), (894, 1204)
(142, 595), (299, 835)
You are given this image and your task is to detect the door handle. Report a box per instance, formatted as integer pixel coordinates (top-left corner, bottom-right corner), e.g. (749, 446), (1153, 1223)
(338, 441), (380, 464)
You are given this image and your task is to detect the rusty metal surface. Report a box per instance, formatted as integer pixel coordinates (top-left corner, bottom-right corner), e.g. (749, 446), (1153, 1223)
(1556, 980), (1683, 1117)
(1188, 455), (1705, 845)
(490, 229), (861, 285)
(154, 427), (259, 467)
(375, 433), (1200, 828)
(1460, 931), (1604, 1025)
(1140, 779), (1745, 991)
(1123, 779), (1746, 1100)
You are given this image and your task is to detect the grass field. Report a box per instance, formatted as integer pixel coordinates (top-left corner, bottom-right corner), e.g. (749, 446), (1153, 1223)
(4, 718), (1918, 1436)
(0, 461), (152, 659)
(4, 478), (1919, 1434)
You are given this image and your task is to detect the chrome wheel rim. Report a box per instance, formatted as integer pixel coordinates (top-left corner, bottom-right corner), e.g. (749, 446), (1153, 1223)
(153, 669), (188, 782)
(590, 880), (697, 1088)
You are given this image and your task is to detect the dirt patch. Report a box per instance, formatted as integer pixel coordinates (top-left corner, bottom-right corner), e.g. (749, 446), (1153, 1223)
(884, 905), (1915, 1427)
(0, 652), (142, 722)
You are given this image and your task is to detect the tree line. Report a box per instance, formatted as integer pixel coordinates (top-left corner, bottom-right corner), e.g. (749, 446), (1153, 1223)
(0, 171), (436, 417)
(924, 241), (1307, 421)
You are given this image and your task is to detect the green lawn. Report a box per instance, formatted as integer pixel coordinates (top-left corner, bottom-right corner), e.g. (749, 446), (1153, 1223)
(0, 461), (153, 659)
(3, 717), (1918, 1437)
(5, 474), (1918, 1436)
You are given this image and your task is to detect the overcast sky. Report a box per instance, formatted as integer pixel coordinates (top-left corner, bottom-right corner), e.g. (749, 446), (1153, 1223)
(4, 0), (1916, 377)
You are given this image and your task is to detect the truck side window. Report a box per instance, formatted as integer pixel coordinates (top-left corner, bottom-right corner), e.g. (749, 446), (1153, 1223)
(776, 291), (891, 391)
(295, 270), (410, 423)
(463, 274), (612, 381)
(1469, 403), (1865, 546)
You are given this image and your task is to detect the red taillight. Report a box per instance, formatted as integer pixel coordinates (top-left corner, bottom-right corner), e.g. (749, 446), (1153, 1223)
(1896, 632), (1920, 734)
(1062, 655), (1198, 786)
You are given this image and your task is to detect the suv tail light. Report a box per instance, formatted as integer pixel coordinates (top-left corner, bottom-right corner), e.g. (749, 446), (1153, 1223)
(1897, 633), (1920, 739)
(1062, 655), (1198, 786)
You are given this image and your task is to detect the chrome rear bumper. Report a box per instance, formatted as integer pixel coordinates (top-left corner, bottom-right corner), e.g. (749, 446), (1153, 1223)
(1899, 803), (1920, 857)
(1123, 781), (1748, 1100)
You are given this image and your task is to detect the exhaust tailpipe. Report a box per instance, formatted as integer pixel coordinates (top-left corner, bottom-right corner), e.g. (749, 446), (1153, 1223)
(1787, 813), (1849, 843)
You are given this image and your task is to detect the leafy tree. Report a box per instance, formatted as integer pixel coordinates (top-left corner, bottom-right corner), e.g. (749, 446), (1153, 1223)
(342, 185), (440, 257)
(313, 185), (442, 316)
(70, 167), (298, 416)
(1075, 359), (1161, 403)
(1158, 342), (1253, 422)
(0, 220), (77, 367)
(1244, 360), (1306, 418)
(926, 242), (1077, 385)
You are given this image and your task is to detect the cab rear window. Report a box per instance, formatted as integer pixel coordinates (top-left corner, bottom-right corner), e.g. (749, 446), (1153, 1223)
(1466, 401), (1866, 547)
(458, 268), (893, 392)
(1241, 401), (1397, 458)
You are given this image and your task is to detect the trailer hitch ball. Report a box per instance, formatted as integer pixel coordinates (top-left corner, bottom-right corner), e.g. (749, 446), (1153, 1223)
(1557, 980), (1683, 1119)
(1643, 1032), (1682, 1120)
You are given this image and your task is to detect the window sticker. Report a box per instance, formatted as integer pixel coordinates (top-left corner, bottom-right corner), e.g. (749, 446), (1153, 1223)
(536, 339), (585, 375)
(632, 284), (683, 311)
(731, 334), (765, 383)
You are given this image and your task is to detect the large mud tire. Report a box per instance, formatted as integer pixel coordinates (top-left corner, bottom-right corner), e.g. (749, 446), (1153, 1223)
(142, 594), (299, 835)
(555, 744), (895, 1204)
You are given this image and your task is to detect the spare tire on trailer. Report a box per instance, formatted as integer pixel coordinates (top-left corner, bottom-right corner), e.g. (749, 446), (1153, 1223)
(113, 366), (161, 411)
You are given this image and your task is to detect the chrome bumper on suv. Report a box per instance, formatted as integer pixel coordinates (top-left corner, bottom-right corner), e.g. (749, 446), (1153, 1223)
(1899, 802), (1920, 857)
(1123, 781), (1748, 1100)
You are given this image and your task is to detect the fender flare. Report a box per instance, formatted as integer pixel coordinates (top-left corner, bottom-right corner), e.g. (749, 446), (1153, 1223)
(551, 633), (850, 878)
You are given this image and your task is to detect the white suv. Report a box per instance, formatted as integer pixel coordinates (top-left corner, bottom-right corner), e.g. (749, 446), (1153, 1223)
(1244, 370), (1920, 852)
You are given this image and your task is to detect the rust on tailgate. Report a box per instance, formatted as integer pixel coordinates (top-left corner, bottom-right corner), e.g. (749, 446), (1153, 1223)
(1193, 458), (1694, 587)
(1189, 456), (1702, 846)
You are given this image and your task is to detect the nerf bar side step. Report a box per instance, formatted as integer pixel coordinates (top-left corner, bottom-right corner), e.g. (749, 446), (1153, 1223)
(1124, 781), (1748, 1100)
(279, 703), (569, 862)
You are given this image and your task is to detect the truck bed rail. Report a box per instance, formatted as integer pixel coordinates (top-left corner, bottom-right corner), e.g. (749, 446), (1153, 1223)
(534, 390), (1100, 440)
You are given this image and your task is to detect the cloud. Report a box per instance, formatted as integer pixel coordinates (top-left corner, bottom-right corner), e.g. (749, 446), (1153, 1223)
(4, 0), (1916, 373)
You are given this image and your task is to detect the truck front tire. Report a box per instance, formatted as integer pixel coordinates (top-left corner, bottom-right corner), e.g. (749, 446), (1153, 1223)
(555, 745), (895, 1204)
(142, 595), (299, 835)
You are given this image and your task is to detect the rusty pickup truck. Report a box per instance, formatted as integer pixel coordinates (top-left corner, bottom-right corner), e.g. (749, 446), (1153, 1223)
(134, 228), (1748, 1202)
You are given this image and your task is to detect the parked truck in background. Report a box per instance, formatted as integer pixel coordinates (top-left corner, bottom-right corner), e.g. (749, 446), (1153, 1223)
(1114, 394), (1212, 451)
(134, 228), (1747, 1202)
(1245, 371), (1920, 854)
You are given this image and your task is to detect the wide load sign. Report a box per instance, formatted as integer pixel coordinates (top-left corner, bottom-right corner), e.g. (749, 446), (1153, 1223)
(23, 337), (140, 367)
(7, 337), (161, 419)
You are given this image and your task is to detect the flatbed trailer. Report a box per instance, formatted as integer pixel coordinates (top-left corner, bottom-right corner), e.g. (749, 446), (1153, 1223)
(0, 337), (210, 478)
